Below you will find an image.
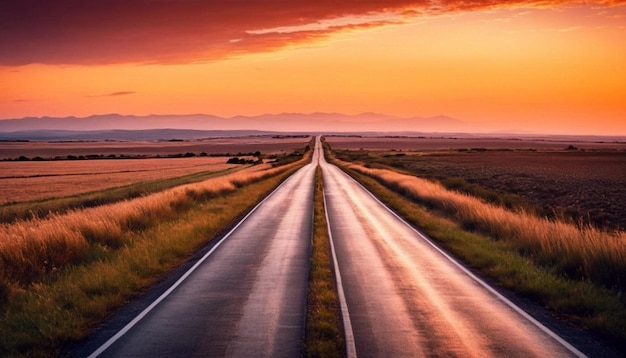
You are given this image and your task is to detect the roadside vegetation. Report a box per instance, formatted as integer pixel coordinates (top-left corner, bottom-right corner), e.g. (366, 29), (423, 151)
(268, 143), (311, 167)
(324, 140), (626, 349)
(0, 145), (312, 357)
(305, 166), (344, 357)
(331, 147), (626, 231)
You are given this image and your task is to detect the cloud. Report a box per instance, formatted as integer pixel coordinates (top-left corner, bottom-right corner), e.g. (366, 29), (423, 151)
(1, 0), (624, 66)
(88, 91), (136, 98)
(106, 91), (135, 97)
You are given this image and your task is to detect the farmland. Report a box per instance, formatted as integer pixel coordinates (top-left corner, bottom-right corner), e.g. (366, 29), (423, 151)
(323, 138), (626, 349)
(0, 158), (241, 203)
(0, 135), (310, 204)
(0, 135), (310, 160)
(326, 136), (626, 231)
(0, 137), (313, 356)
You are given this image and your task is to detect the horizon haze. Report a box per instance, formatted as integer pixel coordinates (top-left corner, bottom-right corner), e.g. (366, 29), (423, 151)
(1, 113), (625, 139)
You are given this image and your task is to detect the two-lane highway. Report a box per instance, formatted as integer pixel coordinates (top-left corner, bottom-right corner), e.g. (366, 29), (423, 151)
(85, 140), (321, 357)
(319, 146), (583, 357)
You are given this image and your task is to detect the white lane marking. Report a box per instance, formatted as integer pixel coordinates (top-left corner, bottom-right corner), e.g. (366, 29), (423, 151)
(335, 164), (587, 358)
(88, 163), (312, 358)
(321, 165), (358, 358)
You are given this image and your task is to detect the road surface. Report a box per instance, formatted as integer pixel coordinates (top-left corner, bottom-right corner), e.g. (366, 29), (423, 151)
(319, 146), (583, 358)
(85, 140), (320, 357)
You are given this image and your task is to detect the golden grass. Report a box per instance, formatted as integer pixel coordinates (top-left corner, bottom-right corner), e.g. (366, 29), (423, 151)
(0, 162), (300, 287)
(329, 155), (626, 349)
(0, 157), (239, 203)
(340, 160), (626, 290)
(0, 140), (313, 356)
(0, 161), (309, 357)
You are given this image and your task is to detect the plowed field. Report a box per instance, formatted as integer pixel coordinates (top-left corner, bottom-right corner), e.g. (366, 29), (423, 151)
(327, 136), (626, 231)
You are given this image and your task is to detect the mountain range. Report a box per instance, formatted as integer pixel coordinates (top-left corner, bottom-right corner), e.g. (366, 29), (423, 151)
(0, 113), (467, 134)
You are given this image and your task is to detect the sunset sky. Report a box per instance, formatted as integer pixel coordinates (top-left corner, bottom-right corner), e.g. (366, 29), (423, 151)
(1, 0), (625, 135)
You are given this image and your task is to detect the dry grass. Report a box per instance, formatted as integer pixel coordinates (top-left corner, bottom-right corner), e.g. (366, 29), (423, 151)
(328, 154), (626, 349)
(0, 140), (313, 356)
(0, 157), (239, 203)
(0, 159), (309, 357)
(0, 162), (299, 287)
(340, 160), (626, 290)
(305, 166), (343, 357)
(332, 147), (626, 231)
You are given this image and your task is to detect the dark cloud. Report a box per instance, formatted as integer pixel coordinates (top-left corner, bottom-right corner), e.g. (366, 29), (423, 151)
(1, 0), (623, 66)
(106, 91), (135, 97)
(88, 91), (136, 97)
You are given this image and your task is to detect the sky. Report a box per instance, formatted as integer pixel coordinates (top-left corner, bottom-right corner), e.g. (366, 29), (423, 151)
(1, 0), (625, 135)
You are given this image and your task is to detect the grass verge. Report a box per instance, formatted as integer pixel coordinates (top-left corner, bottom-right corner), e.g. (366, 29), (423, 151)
(0, 154), (310, 357)
(324, 142), (626, 351)
(305, 166), (344, 358)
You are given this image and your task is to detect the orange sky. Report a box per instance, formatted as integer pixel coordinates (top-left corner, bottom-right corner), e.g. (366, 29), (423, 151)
(1, 1), (625, 135)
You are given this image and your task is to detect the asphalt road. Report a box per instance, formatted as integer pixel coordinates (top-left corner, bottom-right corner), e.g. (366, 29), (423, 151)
(319, 150), (584, 358)
(82, 141), (320, 358)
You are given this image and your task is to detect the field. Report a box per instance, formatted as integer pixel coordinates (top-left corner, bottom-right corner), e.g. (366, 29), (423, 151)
(326, 136), (626, 231)
(0, 137), (313, 356)
(0, 136), (309, 159)
(323, 139), (626, 348)
(324, 135), (626, 151)
(0, 136), (310, 204)
(0, 157), (241, 203)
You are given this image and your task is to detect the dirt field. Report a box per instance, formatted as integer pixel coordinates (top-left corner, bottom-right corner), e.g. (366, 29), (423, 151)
(325, 135), (626, 151)
(327, 136), (626, 231)
(0, 136), (311, 203)
(0, 136), (311, 160)
(0, 157), (240, 203)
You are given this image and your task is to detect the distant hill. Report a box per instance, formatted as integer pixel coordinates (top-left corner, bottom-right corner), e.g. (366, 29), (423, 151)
(1, 114), (623, 142)
(0, 113), (468, 134)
